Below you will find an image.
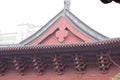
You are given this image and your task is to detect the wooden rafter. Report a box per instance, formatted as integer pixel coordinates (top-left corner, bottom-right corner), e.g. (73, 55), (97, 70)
(32, 56), (46, 75)
(52, 54), (65, 75)
(97, 52), (111, 73)
(73, 53), (87, 74)
(12, 56), (27, 76)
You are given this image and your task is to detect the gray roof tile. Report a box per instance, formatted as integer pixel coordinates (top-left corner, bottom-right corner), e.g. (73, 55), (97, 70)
(19, 10), (108, 45)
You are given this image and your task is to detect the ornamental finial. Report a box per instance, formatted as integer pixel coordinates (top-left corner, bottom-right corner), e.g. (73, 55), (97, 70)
(64, 0), (71, 11)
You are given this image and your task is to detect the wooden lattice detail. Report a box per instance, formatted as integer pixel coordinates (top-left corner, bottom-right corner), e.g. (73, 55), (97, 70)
(13, 57), (27, 76)
(97, 52), (111, 74)
(32, 56), (46, 75)
(0, 60), (7, 76)
(52, 54), (65, 75)
(73, 53), (87, 74)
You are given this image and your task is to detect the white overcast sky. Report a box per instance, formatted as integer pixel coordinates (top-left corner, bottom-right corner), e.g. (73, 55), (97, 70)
(0, 0), (120, 38)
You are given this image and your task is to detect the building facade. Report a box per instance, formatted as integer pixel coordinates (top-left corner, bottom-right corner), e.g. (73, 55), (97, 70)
(0, 0), (120, 80)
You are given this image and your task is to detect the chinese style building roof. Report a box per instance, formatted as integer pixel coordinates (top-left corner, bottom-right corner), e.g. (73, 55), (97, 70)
(0, 37), (120, 77)
(20, 8), (108, 45)
(0, 1), (120, 79)
(0, 37), (120, 55)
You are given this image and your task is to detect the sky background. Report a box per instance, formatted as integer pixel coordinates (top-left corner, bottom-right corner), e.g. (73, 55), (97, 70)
(0, 0), (120, 38)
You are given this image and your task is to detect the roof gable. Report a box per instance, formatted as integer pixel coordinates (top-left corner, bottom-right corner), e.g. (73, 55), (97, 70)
(20, 10), (108, 45)
(31, 17), (92, 45)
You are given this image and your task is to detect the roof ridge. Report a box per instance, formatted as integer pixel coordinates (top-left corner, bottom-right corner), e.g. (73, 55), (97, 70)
(19, 10), (64, 45)
(65, 10), (108, 40)
(19, 9), (108, 45)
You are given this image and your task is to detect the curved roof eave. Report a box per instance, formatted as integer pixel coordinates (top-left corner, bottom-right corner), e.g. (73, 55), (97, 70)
(19, 10), (108, 45)
(1, 38), (120, 55)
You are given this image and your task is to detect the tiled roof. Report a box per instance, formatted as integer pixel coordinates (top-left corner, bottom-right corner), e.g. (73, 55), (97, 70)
(20, 10), (108, 45)
(1, 38), (120, 55)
